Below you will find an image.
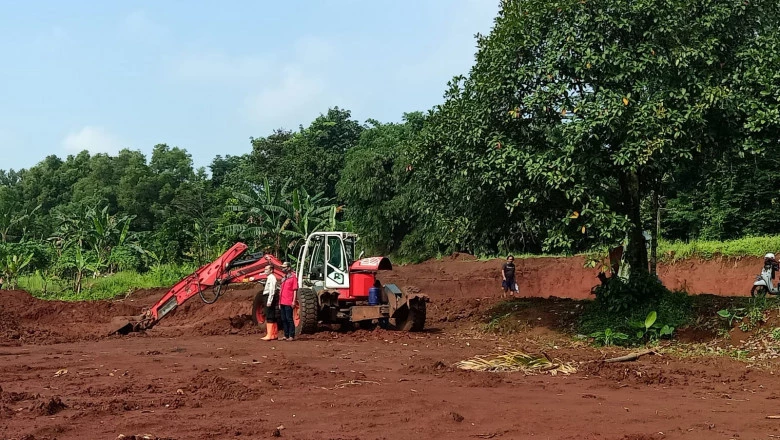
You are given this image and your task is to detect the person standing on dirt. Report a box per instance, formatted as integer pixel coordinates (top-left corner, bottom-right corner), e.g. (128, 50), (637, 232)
(278, 262), (299, 341)
(260, 264), (279, 341)
(501, 255), (518, 297)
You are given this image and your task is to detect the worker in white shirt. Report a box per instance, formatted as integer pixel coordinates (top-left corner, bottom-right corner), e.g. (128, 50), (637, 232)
(260, 264), (279, 341)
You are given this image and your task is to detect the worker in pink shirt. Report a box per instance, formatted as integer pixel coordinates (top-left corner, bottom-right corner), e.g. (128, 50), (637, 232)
(278, 262), (299, 341)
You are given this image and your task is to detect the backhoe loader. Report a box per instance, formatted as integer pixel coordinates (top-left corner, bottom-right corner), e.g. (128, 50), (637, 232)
(111, 231), (428, 335)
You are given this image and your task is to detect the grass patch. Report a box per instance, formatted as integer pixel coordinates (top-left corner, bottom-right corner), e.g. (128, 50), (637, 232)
(658, 235), (780, 262)
(18, 263), (196, 301)
(400, 234), (780, 264)
(482, 297), (583, 335)
(578, 290), (694, 345)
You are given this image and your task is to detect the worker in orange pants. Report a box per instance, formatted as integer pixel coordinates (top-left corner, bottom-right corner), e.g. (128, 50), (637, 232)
(260, 264), (279, 341)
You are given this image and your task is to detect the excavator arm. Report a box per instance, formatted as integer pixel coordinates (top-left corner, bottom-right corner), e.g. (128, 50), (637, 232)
(111, 242), (287, 335)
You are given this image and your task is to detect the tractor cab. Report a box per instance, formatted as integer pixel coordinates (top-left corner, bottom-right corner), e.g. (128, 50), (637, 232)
(297, 231), (358, 291)
(292, 231), (427, 335)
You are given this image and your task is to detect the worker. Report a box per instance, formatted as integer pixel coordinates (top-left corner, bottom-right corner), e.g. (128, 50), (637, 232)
(278, 262), (299, 341)
(260, 264), (278, 341)
(501, 255), (518, 297)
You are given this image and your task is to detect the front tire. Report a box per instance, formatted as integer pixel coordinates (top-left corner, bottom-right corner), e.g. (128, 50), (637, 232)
(751, 284), (769, 301)
(295, 288), (318, 335)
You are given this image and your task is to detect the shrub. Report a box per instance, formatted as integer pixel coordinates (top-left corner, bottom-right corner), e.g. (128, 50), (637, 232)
(591, 272), (669, 314)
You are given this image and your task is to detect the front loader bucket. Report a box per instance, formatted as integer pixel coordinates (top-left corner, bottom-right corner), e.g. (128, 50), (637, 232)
(108, 315), (148, 336)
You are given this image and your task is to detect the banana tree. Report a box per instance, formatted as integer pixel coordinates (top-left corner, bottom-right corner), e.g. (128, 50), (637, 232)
(283, 187), (336, 249)
(227, 177), (294, 256)
(1, 253), (34, 290)
(66, 247), (98, 294)
(86, 205), (134, 275)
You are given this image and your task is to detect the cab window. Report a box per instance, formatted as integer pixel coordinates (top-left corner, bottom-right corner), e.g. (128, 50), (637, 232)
(327, 236), (345, 270)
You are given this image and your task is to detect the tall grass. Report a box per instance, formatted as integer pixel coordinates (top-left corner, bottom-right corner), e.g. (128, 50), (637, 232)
(658, 235), (780, 262)
(18, 263), (197, 301)
(440, 235), (780, 263)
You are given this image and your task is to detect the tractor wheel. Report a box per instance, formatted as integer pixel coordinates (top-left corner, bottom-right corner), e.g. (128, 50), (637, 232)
(395, 298), (426, 332)
(250, 290), (268, 326)
(295, 288), (318, 335)
(751, 284), (769, 301)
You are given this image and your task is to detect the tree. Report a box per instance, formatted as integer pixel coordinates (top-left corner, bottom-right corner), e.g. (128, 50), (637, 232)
(418, 0), (780, 276)
(0, 185), (40, 242)
(227, 178), (341, 259)
(250, 108), (364, 200)
(337, 115), (421, 254)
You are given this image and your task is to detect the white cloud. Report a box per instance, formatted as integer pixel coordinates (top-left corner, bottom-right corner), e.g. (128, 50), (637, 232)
(294, 36), (336, 66)
(121, 10), (166, 41)
(172, 52), (271, 83)
(62, 126), (123, 155)
(245, 67), (331, 128)
(168, 36), (345, 128)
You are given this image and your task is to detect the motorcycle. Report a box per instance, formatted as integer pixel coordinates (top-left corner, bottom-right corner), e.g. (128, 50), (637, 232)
(752, 255), (780, 298)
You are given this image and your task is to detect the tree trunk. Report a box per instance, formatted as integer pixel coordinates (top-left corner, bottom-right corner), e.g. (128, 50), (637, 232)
(620, 170), (649, 277)
(650, 184), (660, 276)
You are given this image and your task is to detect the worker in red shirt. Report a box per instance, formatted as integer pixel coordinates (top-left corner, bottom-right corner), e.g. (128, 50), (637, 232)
(278, 262), (299, 341)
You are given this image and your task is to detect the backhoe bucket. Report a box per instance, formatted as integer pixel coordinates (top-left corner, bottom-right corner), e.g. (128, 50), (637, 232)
(108, 315), (148, 335)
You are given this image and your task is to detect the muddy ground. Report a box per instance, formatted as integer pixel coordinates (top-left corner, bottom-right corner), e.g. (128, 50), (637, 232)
(2, 256), (780, 440)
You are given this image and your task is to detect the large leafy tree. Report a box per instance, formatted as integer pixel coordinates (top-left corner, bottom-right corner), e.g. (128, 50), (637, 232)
(337, 114), (423, 255)
(416, 0), (780, 275)
(250, 108), (364, 200)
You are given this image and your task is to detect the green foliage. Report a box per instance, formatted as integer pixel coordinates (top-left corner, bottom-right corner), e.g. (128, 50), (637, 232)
(632, 310), (675, 342)
(1, 0), (780, 315)
(580, 290), (692, 345)
(716, 308), (745, 327)
(337, 115), (421, 255)
(21, 264), (196, 301)
(589, 328), (629, 347)
(227, 178), (345, 260)
(658, 236), (780, 261)
(717, 296), (777, 332)
(591, 272), (669, 314)
(0, 252), (34, 289)
(406, 0), (780, 274)
(250, 108), (363, 200)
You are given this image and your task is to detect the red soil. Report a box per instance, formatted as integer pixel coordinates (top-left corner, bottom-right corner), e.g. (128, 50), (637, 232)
(387, 255), (763, 300)
(1, 256), (778, 439)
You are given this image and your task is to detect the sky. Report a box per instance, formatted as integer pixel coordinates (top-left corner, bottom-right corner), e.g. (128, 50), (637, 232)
(0, 0), (499, 172)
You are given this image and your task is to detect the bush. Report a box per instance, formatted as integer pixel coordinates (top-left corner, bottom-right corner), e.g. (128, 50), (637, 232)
(580, 288), (693, 346)
(591, 272), (669, 314)
(0, 241), (52, 274)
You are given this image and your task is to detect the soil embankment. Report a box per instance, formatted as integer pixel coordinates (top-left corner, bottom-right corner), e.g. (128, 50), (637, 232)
(386, 254), (762, 300)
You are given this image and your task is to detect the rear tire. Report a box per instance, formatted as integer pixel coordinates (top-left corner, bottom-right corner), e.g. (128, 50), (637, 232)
(395, 298), (426, 332)
(295, 288), (318, 335)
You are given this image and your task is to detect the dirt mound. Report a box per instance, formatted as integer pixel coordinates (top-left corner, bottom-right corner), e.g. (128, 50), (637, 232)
(188, 370), (259, 401)
(0, 308), (23, 345)
(0, 285), (267, 345)
(0, 290), (145, 345)
(33, 397), (67, 416)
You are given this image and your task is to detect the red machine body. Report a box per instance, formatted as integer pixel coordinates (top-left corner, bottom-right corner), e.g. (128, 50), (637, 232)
(112, 243), (286, 334)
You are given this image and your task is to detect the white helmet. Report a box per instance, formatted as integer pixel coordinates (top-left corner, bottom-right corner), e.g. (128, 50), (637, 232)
(766, 253), (776, 260)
